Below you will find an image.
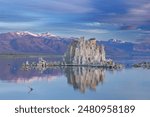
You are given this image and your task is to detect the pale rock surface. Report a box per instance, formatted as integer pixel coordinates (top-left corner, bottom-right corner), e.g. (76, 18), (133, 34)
(63, 37), (106, 65)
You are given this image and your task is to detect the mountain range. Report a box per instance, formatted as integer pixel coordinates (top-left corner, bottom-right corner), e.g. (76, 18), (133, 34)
(0, 31), (149, 59)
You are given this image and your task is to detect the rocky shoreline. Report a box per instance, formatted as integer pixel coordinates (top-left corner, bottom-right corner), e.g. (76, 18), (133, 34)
(133, 62), (150, 69)
(61, 59), (123, 69)
(21, 57), (123, 72)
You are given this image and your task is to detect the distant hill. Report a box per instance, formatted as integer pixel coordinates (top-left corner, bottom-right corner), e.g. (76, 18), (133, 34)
(0, 31), (149, 59)
(99, 39), (150, 59)
(0, 31), (73, 55)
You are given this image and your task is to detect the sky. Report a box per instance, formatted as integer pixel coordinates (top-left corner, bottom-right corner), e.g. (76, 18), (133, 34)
(0, 0), (149, 41)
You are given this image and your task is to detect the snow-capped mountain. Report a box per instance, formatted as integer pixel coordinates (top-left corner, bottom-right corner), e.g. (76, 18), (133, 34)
(7, 31), (58, 38)
(0, 31), (73, 54)
(39, 32), (57, 37)
(108, 39), (125, 43)
(0, 31), (149, 59)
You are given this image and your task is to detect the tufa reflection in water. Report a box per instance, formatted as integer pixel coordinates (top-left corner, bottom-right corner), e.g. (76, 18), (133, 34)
(64, 67), (105, 93)
(21, 58), (105, 93)
(0, 57), (105, 93)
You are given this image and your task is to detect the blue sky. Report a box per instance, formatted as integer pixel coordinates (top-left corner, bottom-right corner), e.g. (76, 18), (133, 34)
(0, 0), (149, 41)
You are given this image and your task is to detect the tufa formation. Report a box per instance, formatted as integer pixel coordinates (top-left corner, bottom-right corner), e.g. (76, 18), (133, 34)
(63, 37), (106, 65)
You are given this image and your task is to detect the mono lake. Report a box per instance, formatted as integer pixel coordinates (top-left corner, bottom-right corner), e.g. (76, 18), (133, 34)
(0, 57), (150, 100)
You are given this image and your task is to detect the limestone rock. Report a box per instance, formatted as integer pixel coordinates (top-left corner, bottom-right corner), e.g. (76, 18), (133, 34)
(63, 37), (106, 65)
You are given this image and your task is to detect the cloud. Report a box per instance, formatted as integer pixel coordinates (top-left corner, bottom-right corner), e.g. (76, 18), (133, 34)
(46, 0), (94, 13)
(84, 22), (104, 26)
(0, 0), (94, 27)
(78, 29), (109, 34)
(80, 0), (150, 29)
(83, 22), (119, 30)
(119, 25), (137, 30)
(127, 3), (150, 21)
(0, 0), (149, 41)
(0, 0), (94, 14)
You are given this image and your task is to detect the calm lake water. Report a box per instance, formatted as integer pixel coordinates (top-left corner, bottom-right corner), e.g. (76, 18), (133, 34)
(0, 57), (150, 100)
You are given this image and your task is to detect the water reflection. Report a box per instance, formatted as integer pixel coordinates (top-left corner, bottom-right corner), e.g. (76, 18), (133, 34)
(64, 67), (104, 93)
(0, 57), (105, 93)
(1, 57), (150, 99)
(20, 58), (105, 93)
(0, 58), (62, 83)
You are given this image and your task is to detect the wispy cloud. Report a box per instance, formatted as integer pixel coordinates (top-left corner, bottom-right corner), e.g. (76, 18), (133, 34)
(0, 0), (94, 14)
(78, 29), (109, 34)
(119, 25), (137, 30)
(0, 0), (149, 41)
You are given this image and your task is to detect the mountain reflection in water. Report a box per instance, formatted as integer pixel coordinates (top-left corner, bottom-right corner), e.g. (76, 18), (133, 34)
(0, 58), (63, 83)
(0, 58), (105, 93)
(1, 57), (150, 99)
